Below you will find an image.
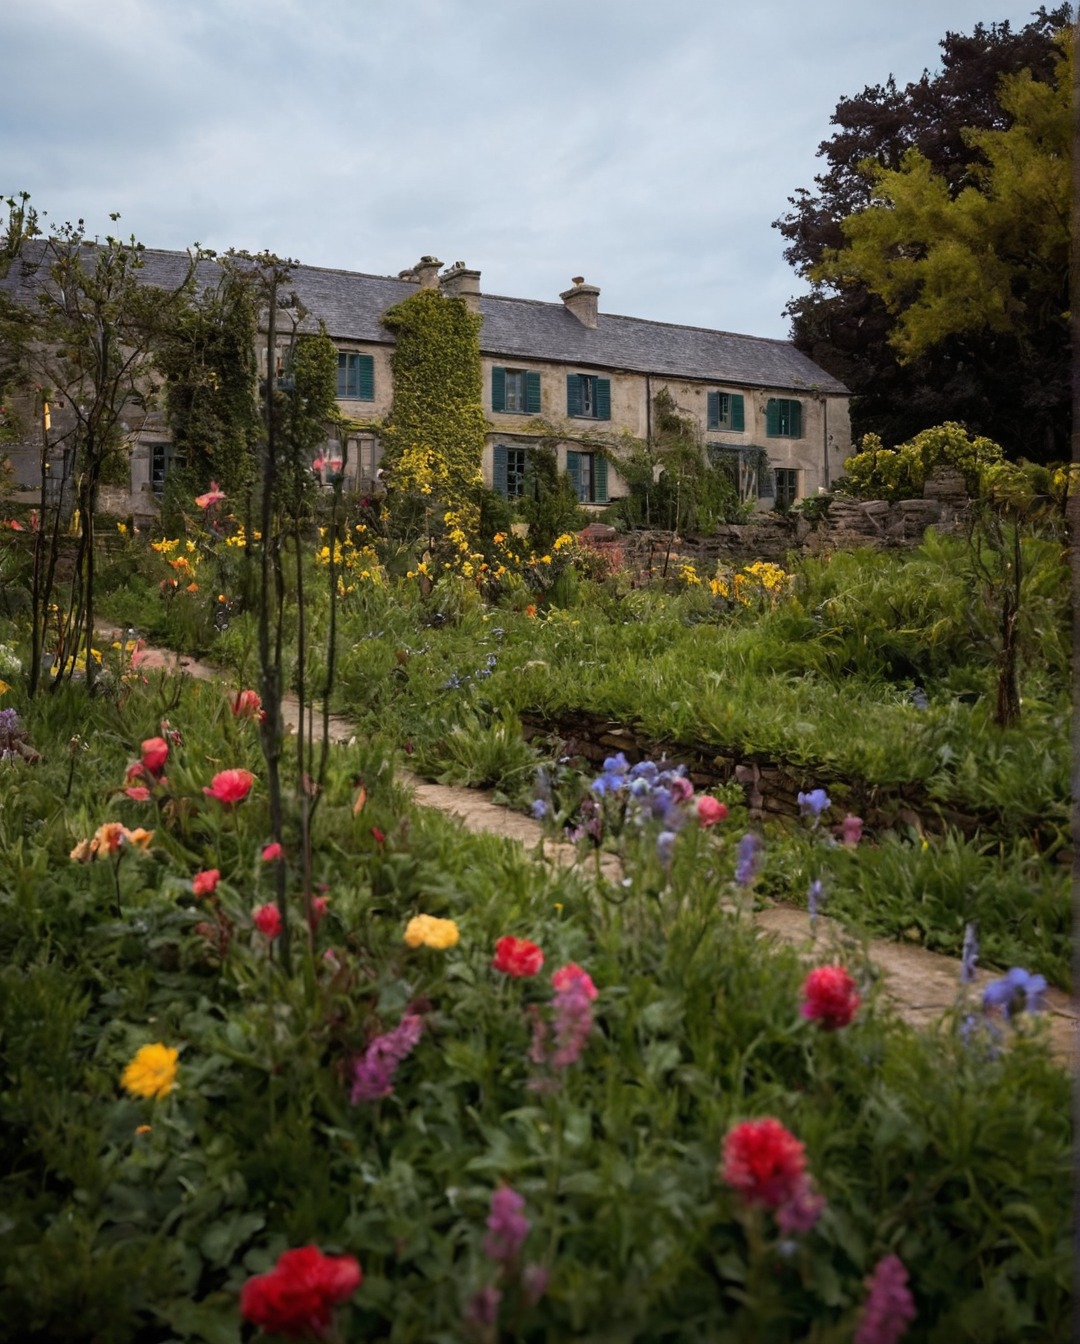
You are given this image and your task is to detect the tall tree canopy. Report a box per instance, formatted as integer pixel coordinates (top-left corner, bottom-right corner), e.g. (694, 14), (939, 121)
(774, 6), (1072, 462)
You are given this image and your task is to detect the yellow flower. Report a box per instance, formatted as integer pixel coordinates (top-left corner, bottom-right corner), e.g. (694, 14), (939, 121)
(123, 827), (154, 851)
(116, 522), (128, 536)
(121, 1043), (179, 1100)
(403, 914), (460, 950)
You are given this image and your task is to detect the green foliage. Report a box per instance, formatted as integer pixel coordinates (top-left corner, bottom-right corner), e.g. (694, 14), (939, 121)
(815, 34), (1071, 367)
(841, 422), (1005, 499)
(512, 440), (587, 550)
(380, 288), (487, 546)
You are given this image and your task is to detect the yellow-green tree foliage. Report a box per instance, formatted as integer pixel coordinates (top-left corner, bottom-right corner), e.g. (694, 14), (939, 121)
(843, 422), (1004, 499)
(380, 288), (486, 542)
(813, 32), (1071, 364)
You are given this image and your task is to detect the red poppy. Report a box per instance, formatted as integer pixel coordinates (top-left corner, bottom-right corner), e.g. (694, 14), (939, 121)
(492, 936), (544, 978)
(801, 965), (861, 1030)
(231, 688), (263, 719)
(697, 796), (728, 827)
(253, 903), (282, 939)
(721, 1117), (807, 1209)
(240, 1245), (361, 1340)
(140, 736), (169, 777)
(203, 768), (255, 805)
(192, 868), (220, 898)
(261, 842), (285, 862)
(125, 786), (152, 802)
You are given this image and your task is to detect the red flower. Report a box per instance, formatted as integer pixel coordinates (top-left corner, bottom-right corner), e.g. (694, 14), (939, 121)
(721, 1117), (807, 1209)
(370, 826), (385, 845)
(551, 963), (598, 1001)
(203, 768), (255, 805)
(192, 868), (220, 898)
(240, 1245), (361, 1340)
(231, 688), (263, 719)
(261, 842), (285, 862)
(493, 936), (544, 978)
(140, 736), (169, 777)
(801, 965), (861, 1030)
(125, 786), (152, 802)
(697, 795), (728, 827)
(253, 903), (282, 939)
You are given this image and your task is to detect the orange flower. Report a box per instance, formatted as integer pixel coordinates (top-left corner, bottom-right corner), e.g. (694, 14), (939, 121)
(92, 821), (127, 856)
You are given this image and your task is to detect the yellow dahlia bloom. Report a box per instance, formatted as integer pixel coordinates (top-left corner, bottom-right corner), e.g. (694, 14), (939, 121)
(403, 914), (460, 950)
(121, 1043), (179, 1100)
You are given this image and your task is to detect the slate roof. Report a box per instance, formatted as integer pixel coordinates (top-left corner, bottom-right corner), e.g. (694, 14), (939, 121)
(2, 243), (848, 396)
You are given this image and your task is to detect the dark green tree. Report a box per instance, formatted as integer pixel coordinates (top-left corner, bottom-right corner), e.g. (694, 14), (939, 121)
(774, 5), (1073, 461)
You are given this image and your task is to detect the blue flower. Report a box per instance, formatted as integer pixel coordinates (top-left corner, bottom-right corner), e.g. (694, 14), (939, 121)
(960, 922), (979, 986)
(657, 830), (677, 866)
(808, 878), (823, 927)
(602, 752), (630, 777)
(982, 966), (1047, 1020)
(735, 832), (761, 886)
(531, 799), (549, 821)
(629, 760), (659, 783)
(797, 788), (831, 818)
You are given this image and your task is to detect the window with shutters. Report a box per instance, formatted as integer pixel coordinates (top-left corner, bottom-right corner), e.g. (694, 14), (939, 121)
(492, 367), (541, 415)
(150, 442), (186, 495)
(708, 445), (773, 503)
(567, 373), (611, 421)
(707, 390), (745, 432)
(765, 397), (802, 438)
(337, 352), (375, 401)
(566, 450), (609, 503)
(492, 444), (531, 499)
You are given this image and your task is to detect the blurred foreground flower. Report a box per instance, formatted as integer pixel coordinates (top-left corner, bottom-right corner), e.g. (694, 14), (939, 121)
(192, 868), (220, 897)
(231, 688), (263, 719)
(721, 1116), (806, 1210)
(253, 903), (283, 939)
(854, 1254), (916, 1344)
(194, 480), (225, 510)
(492, 936), (544, 978)
(801, 965), (860, 1029)
(240, 1245), (361, 1341)
(121, 1043), (178, 1100)
(483, 1186), (529, 1262)
(982, 966), (1047, 1020)
(203, 768), (255, 805)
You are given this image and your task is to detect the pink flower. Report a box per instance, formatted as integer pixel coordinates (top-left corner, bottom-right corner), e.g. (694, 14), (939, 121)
(231, 689), (263, 719)
(311, 456), (327, 473)
(840, 814), (864, 847)
(253, 903), (282, 939)
(854, 1255), (916, 1344)
(801, 965), (861, 1030)
(310, 895), (330, 928)
(721, 1117), (807, 1210)
(774, 1173), (827, 1234)
(125, 786), (152, 802)
(370, 826), (385, 845)
(350, 1014), (423, 1103)
(482, 1186), (529, 1262)
(261, 842), (285, 862)
(492, 936), (544, 978)
(140, 736), (169, 778)
(203, 768), (255, 805)
(697, 795), (728, 827)
(192, 868), (220, 898)
(551, 963), (597, 1001)
(194, 481), (225, 510)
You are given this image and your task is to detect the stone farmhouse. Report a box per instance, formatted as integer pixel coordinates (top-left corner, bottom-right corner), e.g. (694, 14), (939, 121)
(3, 248), (850, 518)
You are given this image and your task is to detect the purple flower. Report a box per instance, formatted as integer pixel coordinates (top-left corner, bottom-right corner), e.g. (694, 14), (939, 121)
(464, 1284), (501, 1334)
(797, 788), (831, 819)
(350, 1013), (423, 1103)
(656, 829), (677, 866)
(982, 966), (1047, 1020)
(854, 1254), (916, 1344)
(839, 814), (863, 846)
(483, 1187), (530, 1262)
(960, 922), (979, 986)
(530, 799), (548, 821)
(734, 832), (761, 886)
(550, 975), (594, 1068)
(628, 760), (658, 783)
(602, 752), (630, 776)
(522, 1263), (549, 1306)
(774, 1174), (826, 1235)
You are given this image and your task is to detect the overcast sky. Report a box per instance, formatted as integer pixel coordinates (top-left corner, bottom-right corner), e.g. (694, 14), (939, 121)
(2, 0), (1056, 340)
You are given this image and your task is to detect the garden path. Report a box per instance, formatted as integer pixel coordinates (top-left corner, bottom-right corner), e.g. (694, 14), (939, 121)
(120, 636), (1078, 1066)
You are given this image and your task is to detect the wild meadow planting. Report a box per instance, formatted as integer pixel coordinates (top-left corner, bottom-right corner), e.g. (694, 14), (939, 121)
(0, 461), (1072, 1342)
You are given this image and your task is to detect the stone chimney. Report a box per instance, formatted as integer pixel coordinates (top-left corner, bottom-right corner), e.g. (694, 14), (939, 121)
(560, 276), (600, 328)
(400, 255), (442, 288)
(439, 260), (481, 311)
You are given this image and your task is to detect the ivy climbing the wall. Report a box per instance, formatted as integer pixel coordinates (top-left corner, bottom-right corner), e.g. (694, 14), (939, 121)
(379, 288), (487, 549)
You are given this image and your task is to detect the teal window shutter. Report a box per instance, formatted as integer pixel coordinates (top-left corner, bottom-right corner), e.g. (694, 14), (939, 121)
(707, 391), (720, 430)
(493, 444), (508, 496)
(596, 378), (611, 420)
(336, 353), (351, 398)
(731, 394), (744, 431)
(357, 354), (374, 401)
(492, 366), (506, 412)
(758, 455), (775, 497)
(566, 450), (581, 498)
(766, 399), (780, 437)
(594, 454), (609, 503)
(567, 375), (583, 417)
(525, 371), (541, 414)
(790, 400), (803, 438)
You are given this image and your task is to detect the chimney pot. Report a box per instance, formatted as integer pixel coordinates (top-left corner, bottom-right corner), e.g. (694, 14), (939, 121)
(440, 262), (481, 312)
(411, 256), (442, 289)
(560, 277), (600, 328)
